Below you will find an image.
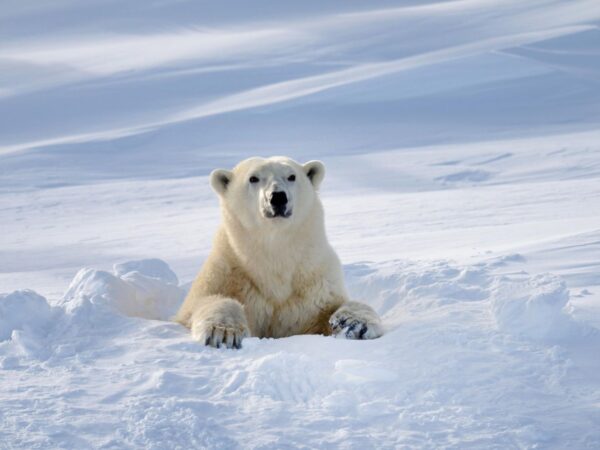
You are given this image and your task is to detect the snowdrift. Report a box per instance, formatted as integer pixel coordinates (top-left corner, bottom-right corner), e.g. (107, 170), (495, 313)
(1, 258), (597, 448)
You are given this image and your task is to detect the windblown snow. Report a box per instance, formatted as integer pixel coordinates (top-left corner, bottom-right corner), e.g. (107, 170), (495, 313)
(1, 1), (600, 448)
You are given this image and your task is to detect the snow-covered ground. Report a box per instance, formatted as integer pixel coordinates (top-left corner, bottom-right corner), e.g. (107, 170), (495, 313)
(2, 1), (600, 448)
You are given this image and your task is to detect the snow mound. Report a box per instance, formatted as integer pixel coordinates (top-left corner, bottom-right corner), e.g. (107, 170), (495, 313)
(0, 290), (56, 342)
(490, 273), (577, 341)
(0, 259), (184, 364)
(0, 290), (58, 363)
(62, 259), (184, 320)
(345, 260), (491, 319)
(114, 258), (179, 285)
(346, 260), (585, 343)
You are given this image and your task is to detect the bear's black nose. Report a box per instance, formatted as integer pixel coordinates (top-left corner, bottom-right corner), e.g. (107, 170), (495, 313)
(270, 191), (288, 207)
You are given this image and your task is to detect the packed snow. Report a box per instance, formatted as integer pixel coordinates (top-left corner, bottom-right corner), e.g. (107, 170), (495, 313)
(1, 0), (600, 448)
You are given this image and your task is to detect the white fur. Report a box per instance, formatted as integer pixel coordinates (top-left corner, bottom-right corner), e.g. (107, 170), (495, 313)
(175, 156), (382, 348)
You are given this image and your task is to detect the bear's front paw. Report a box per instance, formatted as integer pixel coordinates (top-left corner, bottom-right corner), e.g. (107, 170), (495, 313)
(329, 302), (383, 340)
(192, 321), (249, 349)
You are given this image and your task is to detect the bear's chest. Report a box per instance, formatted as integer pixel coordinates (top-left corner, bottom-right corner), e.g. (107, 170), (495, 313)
(267, 297), (339, 338)
(247, 292), (329, 338)
(226, 265), (338, 338)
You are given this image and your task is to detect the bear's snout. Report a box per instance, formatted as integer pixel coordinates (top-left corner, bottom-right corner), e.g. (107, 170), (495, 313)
(270, 191), (288, 207)
(269, 191), (290, 217)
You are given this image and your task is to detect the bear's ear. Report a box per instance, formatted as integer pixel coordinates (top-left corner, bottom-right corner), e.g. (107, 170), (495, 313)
(210, 169), (233, 195)
(303, 160), (325, 189)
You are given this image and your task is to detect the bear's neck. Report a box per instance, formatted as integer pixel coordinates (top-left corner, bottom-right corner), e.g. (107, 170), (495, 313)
(224, 202), (329, 272)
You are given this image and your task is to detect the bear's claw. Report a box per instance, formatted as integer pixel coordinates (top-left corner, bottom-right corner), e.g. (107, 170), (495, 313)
(196, 324), (248, 349)
(329, 302), (383, 340)
(330, 317), (369, 339)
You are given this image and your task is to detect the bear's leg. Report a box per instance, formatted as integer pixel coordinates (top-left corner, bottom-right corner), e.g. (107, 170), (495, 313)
(189, 296), (249, 349)
(329, 301), (383, 340)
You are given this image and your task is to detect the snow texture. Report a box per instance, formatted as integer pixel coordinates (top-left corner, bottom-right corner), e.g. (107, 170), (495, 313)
(490, 274), (577, 341)
(1, 0), (600, 448)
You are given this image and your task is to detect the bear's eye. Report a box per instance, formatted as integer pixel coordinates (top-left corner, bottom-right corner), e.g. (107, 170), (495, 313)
(249, 176), (259, 184)
(287, 174), (296, 182)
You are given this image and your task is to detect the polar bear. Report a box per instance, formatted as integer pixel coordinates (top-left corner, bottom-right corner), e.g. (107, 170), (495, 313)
(175, 156), (382, 348)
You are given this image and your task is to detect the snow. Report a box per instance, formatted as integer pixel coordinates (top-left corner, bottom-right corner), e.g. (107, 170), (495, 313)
(2, 0), (600, 448)
(61, 262), (183, 320)
(490, 273), (575, 341)
(0, 290), (57, 343)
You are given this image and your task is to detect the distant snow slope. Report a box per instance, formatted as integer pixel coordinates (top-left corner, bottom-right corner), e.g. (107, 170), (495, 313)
(1, 0), (600, 448)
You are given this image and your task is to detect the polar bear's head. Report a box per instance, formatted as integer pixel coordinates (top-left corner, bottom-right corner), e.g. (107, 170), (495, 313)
(210, 157), (325, 229)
